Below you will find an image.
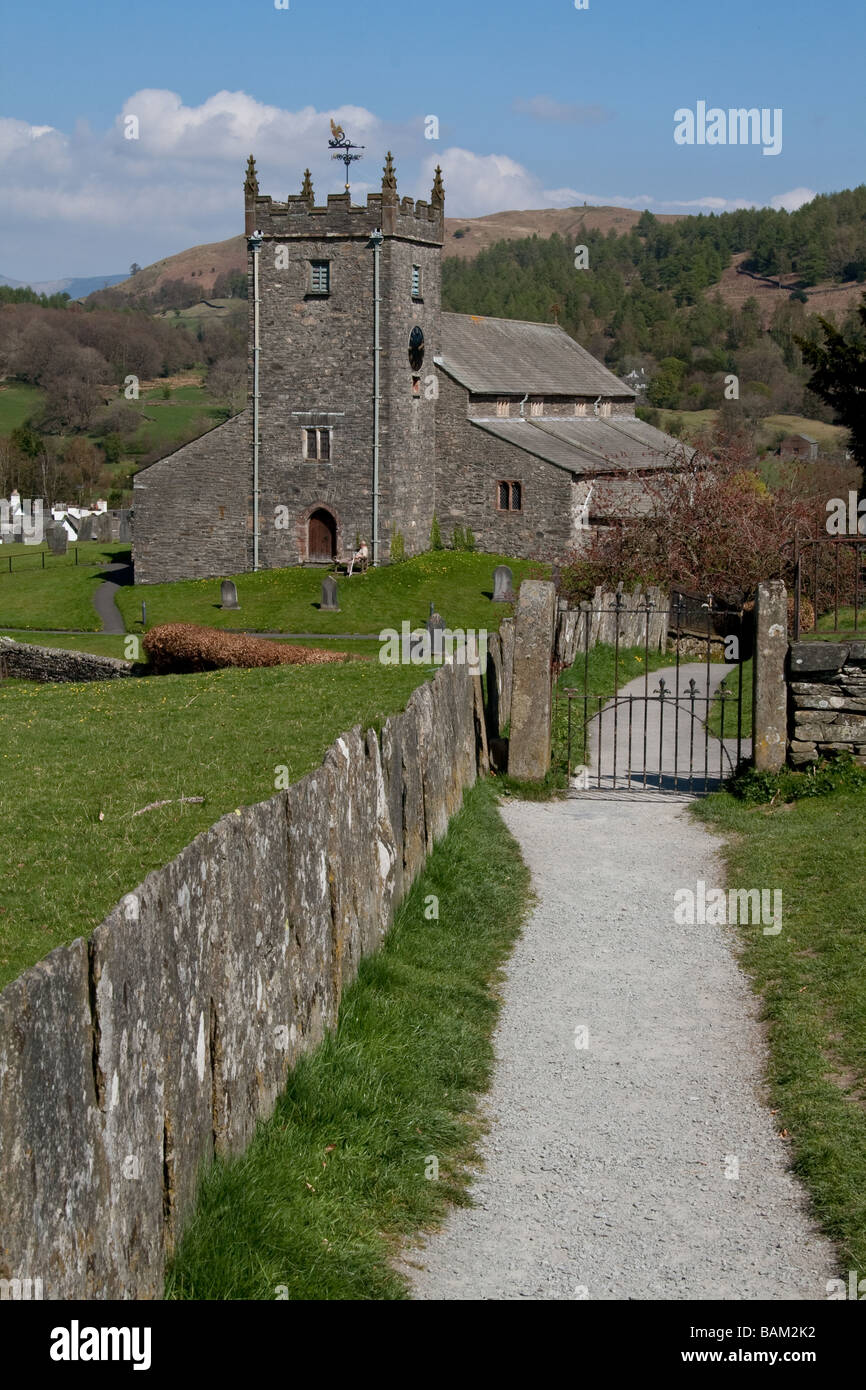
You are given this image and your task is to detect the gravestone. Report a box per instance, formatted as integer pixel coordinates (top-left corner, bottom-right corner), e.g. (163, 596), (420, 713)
(45, 524), (68, 556)
(320, 575), (340, 612)
(508, 580), (557, 781)
(220, 579), (240, 610)
(492, 565), (515, 603)
(427, 606), (445, 660)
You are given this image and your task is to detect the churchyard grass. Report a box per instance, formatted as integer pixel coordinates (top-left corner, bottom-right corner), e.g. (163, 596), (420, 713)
(706, 657), (753, 739)
(166, 778), (530, 1300)
(694, 786), (866, 1271)
(0, 541), (129, 630)
(0, 660), (431, 991)
(115, 551), (541, 635)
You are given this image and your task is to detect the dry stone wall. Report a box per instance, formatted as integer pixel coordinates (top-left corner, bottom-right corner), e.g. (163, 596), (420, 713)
(788, 640), (866, 765)
(0, 636), (134, 684)
(0, 661), (477, 1299)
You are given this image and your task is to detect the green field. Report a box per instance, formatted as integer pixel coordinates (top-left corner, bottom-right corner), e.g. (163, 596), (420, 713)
(0, 660), (431, 991)
(168, 779), (530, 1300)
(696, 784), (866, 1271)
(0, 382), (44, 432)
(0, 542), (129, 630)
(118, 551), (540, 635)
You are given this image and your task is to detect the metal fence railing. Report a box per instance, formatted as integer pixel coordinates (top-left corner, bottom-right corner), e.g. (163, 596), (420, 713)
(792, 537), (866, 640)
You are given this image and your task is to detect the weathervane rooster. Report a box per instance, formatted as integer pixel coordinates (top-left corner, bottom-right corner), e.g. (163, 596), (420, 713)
(328, 118), (364, 194)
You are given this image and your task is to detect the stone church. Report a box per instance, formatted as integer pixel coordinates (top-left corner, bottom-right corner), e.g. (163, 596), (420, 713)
(132, 155), (685, 584)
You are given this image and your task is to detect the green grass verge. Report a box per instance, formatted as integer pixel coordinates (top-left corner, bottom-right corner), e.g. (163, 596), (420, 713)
(707, 657), (753, 739)
(166, 778), (530, 1300)
(117, 552), (541, 635)
(0, 542), (129, 631)
(0, 661), (431, 991)
(694, 786), (866, 1271)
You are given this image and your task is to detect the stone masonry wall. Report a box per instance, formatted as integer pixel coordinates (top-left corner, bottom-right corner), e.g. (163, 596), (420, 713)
(434, 372), (575, 558)
(0, 637), (134, 683)
(788, 640), (866, 765)
(133, 411), (252, 585)
(0, 661), (477, 1299)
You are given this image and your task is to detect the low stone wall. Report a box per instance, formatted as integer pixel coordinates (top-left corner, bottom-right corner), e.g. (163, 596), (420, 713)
(788, 640), (866, 765)
(0, 636), (134, 683)
(0, 660), (478, 1299)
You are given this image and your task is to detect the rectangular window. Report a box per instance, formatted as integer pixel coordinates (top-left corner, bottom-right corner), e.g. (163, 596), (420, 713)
(303, 427), (332, 460)
(496, 398), (510, 417)
(530, 398), (543, 417)
(309, 261), (330, 294)
(497, 480), (522, 512)
(412, 265), (422, 299)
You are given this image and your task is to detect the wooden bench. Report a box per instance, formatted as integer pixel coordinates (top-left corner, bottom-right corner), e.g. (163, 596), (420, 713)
(334, 554), (369, 576)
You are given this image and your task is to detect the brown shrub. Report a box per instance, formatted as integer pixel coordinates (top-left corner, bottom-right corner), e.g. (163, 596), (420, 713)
(143, 623), (349, 674)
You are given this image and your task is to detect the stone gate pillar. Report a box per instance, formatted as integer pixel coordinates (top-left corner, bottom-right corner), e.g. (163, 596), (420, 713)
(508, 580), (557, 781)
(752, 580), (788, 772)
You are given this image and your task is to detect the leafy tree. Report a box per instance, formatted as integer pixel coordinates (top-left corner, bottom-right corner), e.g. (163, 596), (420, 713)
(797, 293), (866, 468)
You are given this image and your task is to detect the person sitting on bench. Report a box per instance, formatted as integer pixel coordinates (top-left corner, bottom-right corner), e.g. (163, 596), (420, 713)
(347, 540), (368, 576)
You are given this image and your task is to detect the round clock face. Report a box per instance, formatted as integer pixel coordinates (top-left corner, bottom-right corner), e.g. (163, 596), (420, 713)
(409, 325), (425, 370)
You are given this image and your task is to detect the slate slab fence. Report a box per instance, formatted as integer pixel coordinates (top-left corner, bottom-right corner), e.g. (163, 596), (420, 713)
(0, 660), (479, 1299)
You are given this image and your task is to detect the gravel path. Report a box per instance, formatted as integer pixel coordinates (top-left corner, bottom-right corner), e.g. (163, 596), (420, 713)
(404, 794), (837, 1301)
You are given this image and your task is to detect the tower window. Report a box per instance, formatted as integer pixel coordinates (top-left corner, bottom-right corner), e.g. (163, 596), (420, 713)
(497, 481), (522, 512)
(530, 398), (543, 416)
(308, 261), (330, 295)
(574, 401), (587, 416)
(599, 400), (612, 417)
(496, 398), (510, 417)
(303, 427), (331, 460)
(412, 265), (422, 299)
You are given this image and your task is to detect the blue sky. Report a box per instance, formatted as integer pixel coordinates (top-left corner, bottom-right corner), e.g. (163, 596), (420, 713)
(1, 0), (862, 280)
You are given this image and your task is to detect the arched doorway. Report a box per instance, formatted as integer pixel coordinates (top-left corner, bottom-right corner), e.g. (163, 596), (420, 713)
(308, 507), (337, 563)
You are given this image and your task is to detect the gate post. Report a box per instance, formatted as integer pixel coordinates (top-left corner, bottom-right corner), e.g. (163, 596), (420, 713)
(752, 580), (788, 773)
(509, 580), (557, 781)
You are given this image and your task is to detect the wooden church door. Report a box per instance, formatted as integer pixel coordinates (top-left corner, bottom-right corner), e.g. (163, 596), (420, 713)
(308, 509), (337, 562)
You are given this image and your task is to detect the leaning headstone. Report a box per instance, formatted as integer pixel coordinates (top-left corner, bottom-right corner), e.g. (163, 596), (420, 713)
(45, 524), (68, 556)
(76, 515), (95, 543)
(508, 580), (557, 781)
(220, 579), (240, 610)
(320, 575), (340, 612)
(427, 608), (445, 659)
(492, 565), (515, 603)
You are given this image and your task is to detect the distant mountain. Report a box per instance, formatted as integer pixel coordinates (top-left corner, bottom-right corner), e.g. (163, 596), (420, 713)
(0, 272), (127, 300)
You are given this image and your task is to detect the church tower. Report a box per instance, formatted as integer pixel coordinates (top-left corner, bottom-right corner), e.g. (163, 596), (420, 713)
(243, 152), (444, 567)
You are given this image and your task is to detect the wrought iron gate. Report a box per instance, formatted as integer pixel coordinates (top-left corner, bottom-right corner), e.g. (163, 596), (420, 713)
(559, 593), (751, 794)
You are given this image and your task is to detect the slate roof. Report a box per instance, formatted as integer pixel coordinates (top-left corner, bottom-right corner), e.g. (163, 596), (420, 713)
(438, 312), (633, 397)
(469, 414), (691, 477)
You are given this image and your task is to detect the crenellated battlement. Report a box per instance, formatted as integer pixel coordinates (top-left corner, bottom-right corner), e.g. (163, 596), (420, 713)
(243, 152), (444, 244)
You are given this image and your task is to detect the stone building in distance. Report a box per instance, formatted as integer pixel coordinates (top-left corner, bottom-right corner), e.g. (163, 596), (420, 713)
(133, 154), (686, 584)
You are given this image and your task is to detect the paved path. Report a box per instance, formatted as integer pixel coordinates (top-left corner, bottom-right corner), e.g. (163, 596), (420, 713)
(581, 661), (749, 794)
(92, 560), (132, 635)
(404, 795), (837, 1301)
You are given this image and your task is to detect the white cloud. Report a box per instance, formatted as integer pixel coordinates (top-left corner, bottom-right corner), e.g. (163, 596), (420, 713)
(769, 187), (817, 212)
(0, 90), (826, 279)
(422, 148), (543, 217)
(513, 96), (612, 125)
